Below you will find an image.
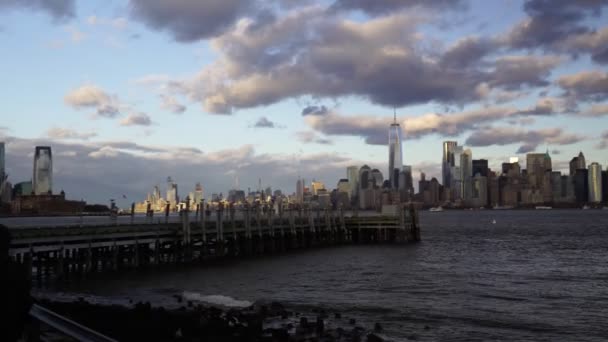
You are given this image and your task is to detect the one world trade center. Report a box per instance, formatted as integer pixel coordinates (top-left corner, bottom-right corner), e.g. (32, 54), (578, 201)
(388, 111), (403, 189)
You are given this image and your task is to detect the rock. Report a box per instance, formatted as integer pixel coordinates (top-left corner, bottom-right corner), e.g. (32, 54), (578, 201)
(374, 322), (383, 332)
(367, 333), (384, 342)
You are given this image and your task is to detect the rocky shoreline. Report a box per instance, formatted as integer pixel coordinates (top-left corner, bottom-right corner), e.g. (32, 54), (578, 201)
(36, 296), (395, 341)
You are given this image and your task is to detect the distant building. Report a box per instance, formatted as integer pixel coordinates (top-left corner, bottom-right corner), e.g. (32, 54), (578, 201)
(574, 169), (589, 203)
(388, 113), (403, 189)
(460, 149), (472, 202)
(371, 169), (383, 188)
(442, 141), (457, 187)
(472, 159), (489, 178)
(0, 141), (5, 179)
(311, 181), (325, 196)
(194, 182), (204, 203)
(296, 178), (304, 203)
(13, 181), (33, 197)
(451, 146), (464, 200)
(166, 177), (178, 207)
(471, 173), (488, 207)
(602, 171), (608, 203)
(569, 151), (586, 176)
(588, 163), (602, 203)
(347, 166), (359, 199)
(33, 146), (53, 195)
(358, 165), (372, 209)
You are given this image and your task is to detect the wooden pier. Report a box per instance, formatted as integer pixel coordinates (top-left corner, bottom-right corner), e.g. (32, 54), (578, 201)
(8, 205), (420, 282)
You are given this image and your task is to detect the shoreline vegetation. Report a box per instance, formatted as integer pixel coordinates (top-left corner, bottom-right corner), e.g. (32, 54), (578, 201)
(36, 296), (398, 342)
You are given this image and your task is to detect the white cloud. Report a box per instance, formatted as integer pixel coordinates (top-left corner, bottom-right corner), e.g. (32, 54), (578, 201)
(120, 113), (153, 126)
(46, 127), (97, 140)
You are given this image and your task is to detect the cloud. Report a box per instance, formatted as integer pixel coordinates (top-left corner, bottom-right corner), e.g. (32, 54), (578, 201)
(301, 105), (329, 116)
(488, 55), (563, 90)
(295, 131), (333, 145)
(46, 127), (97, 140)
(329, 0), (467, 15)
(558, 26), (608, 64)
(129, 0), (253, 42)
(64, 84), (122, 118)
(164, 7), (563, 114)
(504, 0), (608, 50)
(305, 103), (567, 145)
(119, 113), (152, 126)
(579, 103), (608, 117)
(0, 0), (75, 21)
(465, 126), (585, 153)
(597, 130), (608, 148)
(253, 116), (275, 128)
(160, 94), (186, 114)
(558, 70), (608, 102)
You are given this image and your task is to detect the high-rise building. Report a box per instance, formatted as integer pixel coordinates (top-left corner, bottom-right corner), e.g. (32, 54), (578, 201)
(460, 149), (473, 202)
(166, 177), (178, 206)
(0, 141), (5, 179)
(388, 112), (403, 189)
(311, 181), (325, 196)
(472, 159), (489, 177)
(569, 151), (586, 176)
(296, 178), (304, 203)
(359, 165), (372, 209)
(33, 146), (52, 195)
(442, 141), (457, 187)
(371, 169), (383, 188)
(526, 152), (551, 186)
(451, 146), (464, 199)
(602, 170), (608, 203)
(472, 173), (488, 207)
(346, 166), (359, 199)
(574, 169), (589, 203)
(194, 182), (204, 203)
(588, 162), (603, 203)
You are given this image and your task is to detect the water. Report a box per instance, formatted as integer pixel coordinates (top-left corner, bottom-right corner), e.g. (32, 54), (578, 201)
(43, 210), (608, 341)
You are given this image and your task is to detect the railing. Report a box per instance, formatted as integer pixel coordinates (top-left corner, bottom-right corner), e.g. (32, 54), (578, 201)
(29, 304), (117, 342)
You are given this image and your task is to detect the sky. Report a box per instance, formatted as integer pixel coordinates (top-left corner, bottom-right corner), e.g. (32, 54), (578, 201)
(0, 0), (607, 206)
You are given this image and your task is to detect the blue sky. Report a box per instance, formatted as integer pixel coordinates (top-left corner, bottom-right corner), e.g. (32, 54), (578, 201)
(1, 0), (607, 205)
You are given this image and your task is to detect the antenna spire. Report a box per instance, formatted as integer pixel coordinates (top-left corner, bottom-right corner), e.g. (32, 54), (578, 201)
(393, 107), (397, 123)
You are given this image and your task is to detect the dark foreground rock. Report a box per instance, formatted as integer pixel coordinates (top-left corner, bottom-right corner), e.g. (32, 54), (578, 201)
(37, 298), (387, 342)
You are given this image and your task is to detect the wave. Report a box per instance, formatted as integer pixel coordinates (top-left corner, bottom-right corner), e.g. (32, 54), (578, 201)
(182, 292), (252, 308)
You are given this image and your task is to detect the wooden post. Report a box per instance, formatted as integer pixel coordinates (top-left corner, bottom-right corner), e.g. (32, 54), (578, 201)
(131, 202), (135, 225)
(165, 203), (170, 224)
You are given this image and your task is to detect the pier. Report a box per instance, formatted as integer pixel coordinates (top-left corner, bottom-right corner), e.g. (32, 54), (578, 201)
(8, 204), (420, 281)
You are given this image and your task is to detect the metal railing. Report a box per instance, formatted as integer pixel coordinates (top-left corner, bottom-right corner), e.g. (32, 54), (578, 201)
(29, 304), (117, 342)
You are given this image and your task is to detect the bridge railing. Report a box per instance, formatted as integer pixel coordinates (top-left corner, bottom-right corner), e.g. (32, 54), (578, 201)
(27, 304), (117, 342)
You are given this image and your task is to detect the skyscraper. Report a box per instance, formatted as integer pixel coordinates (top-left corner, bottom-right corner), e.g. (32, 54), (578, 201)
(0, 141), (5, 179)
(472, 159), (489, 177)
(371, 169), (383, 188)
(359, 165), (371, 209)
(166, 177), (178, 206)
(33, 146), (52, 195)
(588, 162), (602, 203)
(388, 112), (403, 189)
(442, 141), (457, 187)
(296, 178), (304, 203)
(452, 146), (464, 199)
(461, 149), (473, 202)
(569, 151), (586, 176)
(346, 166), (359, 199)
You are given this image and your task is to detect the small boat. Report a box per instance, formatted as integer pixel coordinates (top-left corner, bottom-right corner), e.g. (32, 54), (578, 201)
(535, 206), (552, 210)
(582, 205), (590, 210)
(429, 206), (444, 212)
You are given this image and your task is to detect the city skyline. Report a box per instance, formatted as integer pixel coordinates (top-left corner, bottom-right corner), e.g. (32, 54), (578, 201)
(0, 0), (607, 205)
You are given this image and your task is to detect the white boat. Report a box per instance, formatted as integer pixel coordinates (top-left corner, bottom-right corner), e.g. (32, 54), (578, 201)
(582, 205), (590, 210)
(429, 206), (444, 212)
(535, 206), (552, 210)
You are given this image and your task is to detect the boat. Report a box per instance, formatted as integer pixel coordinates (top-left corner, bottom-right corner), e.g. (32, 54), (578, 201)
(535, 206), (552, 210)
(492, 219), (496, 224)
(582, 205), (590, 210)
(429, 206), (444, 212)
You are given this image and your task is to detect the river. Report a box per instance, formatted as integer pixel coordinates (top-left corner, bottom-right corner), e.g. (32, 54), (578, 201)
(39, 210), (608, 341)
